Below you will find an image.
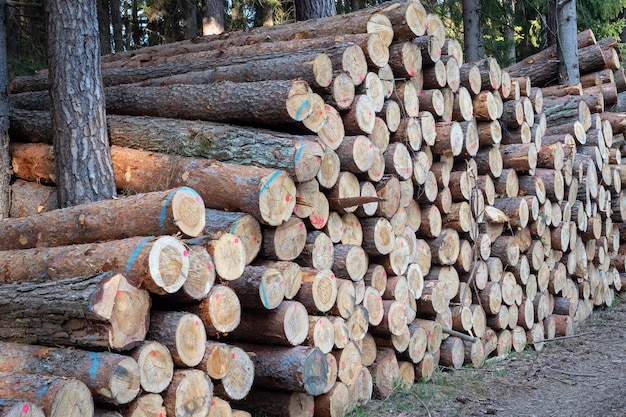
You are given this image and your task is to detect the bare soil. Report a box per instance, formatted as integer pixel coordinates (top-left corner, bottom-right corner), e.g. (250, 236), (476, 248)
(355, 294), (626, 417)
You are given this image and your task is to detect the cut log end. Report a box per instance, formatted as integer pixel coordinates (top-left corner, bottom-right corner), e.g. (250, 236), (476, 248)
(99, 273), (151, 350)
(148, 236), (190, 294)
(258, 170), (297, 226)
(0, 400), (45, 417)
(171, 187), (207, 237)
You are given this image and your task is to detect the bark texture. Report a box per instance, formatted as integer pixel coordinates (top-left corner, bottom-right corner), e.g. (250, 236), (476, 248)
(45, 0), (116, 207)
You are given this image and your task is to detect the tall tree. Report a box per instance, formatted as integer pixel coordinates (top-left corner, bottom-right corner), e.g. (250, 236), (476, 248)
(97, 0), (112, 54)
(180, 0), (198, 39)
(462, 0), (484, 62)
(295, 0), (335, 21)
(557, 0), (579, 84)
(0, 0), (11, 218)
(503, 0), (516, 64)
(110, 0), (125, 52)
(202, 0), (224, 34)
(44, 0), (117, 207)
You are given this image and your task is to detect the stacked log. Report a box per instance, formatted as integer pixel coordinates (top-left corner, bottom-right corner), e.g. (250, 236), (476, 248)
(2, 0), (626, 416)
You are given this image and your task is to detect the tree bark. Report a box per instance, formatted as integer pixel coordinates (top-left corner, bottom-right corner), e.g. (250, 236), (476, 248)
(557, 0), (579, 84)
(10, 110), (323, 184)
(202, 0), (224, 35)
(0, 341), (140, 405)
(295, 0), (336, 21)
(0, 235), (190, 295)
(0, 373), (93, 417)
(0, 272), (150, 350)
(462, 0), (483, 63)
(0, 399), (45, 417)
(44, 0), (117, 207)
(0, 179), (205, 250)
(0, 0), (10, 219)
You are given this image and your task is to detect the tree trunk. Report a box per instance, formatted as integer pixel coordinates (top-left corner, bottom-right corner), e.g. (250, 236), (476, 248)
(97, 0), (111, 55)
(179, 0), (198, 39)
(0, 341), (140, 405)
(0, 0), (9, 219)
(0, 272), (150, 350)
(295, 0), (336, 21)
(110, 0), (124, 52)
(462, 0), (483, 63)
(557, 0), (579, 84)
(44, 0), (117, 207)
(0, 372), (93, 417)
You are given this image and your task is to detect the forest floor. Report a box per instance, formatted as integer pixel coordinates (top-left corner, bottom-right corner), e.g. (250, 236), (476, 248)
(351, 292), (626, 417)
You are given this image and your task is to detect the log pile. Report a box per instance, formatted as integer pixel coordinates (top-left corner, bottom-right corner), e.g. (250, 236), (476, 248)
(3, 0), (626, 416)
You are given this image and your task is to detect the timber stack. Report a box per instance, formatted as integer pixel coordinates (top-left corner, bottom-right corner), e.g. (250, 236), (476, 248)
(2, 0), (626, 415)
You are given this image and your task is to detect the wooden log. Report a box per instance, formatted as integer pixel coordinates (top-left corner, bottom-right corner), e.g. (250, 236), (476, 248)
(7, 179), (58, 217)
(235, 343), (327, 396)
(157, 245), (215, 304)
(213, 346), (255, 401)
(200, 209), (262, 266)
(108, 145), (297, 226)
(232, 390), (314, 417)
(129, 341), (174, 394)
(0, 272), (149, 351)
(368, 348), (400, 399)
(0, 341), (140, 405)
(227, 265), (286, 310)
(0, 178), (204, 250)
(186, 233), (246, 282)
(504, 29), (596, 86)
(0, 400), (44, 417)
(427, 228), (461, 266)
(0, 235), (188, 295)
(501, 143), (537, 172)
(226, 300), (309, 347)
(147, 310), (207, 368)
(294, 268), (338, 314)
(188, 284), (241, 335)
(121, 394), (167, 417)
(163, 369), (213, 417)
(261, 216), (308, 261)
(438, 337), (464, 369)
(9, 109), (324, 184)
(11, 79), (318, 126)
(0, 372), (93, 417)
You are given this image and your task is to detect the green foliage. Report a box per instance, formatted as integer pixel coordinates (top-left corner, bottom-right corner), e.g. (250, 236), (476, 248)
(577, 0), (626, 40)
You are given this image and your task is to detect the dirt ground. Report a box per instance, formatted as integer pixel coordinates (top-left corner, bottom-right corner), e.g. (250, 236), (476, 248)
(356, 293), (626, 417)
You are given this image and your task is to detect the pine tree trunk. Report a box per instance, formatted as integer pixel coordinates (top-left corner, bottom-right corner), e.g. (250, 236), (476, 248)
(557, 0), (579, 84)
(295, 0), (337, 21)
(44, 0), (117, 207)
(0, 0), (9, 219)
(462, 0), (483, 63)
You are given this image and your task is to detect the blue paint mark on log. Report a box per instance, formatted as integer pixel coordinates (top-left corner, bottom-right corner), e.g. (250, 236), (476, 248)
(126, 236), (154, 275)
(160, 189), (179, 232)
(294, 99), (311, 121)
(230, 219), (239, 234)
(89, 352), (99, 381)
(259, 171), (283, 195)
(294, 138), (305, 163)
